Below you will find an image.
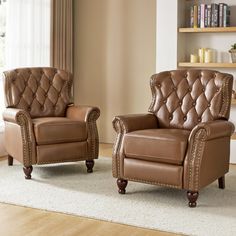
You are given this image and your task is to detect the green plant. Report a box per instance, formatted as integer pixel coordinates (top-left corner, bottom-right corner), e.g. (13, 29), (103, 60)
(230, 43), (236, 50)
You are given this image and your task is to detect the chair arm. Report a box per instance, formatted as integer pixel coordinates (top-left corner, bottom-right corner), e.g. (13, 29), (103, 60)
(3, 108), (31, 124)
(189, 120), (235, 141)
(112, 114), (158, 134)
(66, 105), (100, 160)
(3, 108), (36, 166)
(66, 105), (100, 122)
(112, 113), (158, 178)
(184, 120), (235, 192)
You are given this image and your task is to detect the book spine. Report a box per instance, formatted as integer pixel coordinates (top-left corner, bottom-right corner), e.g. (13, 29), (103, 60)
(223, 4), (227, 27)
(219, 3), (224, 27)
(204, 5), (208, 27)
(207, 5), (212, 27)
(211, 4), (219, 27)
(226, 5), (230, 27)
(190, 6), (194, 27)
(193, 5), (198, 28)
(197, 5), (201, 28)
(200, 4), (205, 28)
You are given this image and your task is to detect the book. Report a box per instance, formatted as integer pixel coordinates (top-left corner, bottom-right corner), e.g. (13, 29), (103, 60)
(219, 3), (226, 27)
(223, 5), (230, 27)
(211, 4), (219, 27)
(200, 4), (206, 28)
(204, 5), (208, 27)
(193, 5), (198, 28)
(197, 5), (201, 28)
(190, 6), (194, 27)
(207, 5), (212, 27)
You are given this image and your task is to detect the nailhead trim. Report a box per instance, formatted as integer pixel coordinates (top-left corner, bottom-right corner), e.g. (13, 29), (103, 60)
(187, 128), (207, 191)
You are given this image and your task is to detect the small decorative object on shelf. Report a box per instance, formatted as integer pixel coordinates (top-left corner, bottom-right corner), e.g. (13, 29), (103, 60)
(229, 43), (236, 63)
(190, 54), (198, 63)
(189, 3), (230, 28)
(196, 48), (215, 63)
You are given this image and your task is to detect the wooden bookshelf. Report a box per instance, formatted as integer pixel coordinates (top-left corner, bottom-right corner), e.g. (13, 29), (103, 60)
(231, 99), (236, 105)
(231, 133), (236, 140)
(179, 27), (236, 33)
(178, 62), (236, 68)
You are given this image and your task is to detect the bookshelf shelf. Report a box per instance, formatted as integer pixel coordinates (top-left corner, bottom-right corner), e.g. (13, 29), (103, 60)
(231, 132), (236, 140)
(179, 27), (236, 33)
(178, 62), (236, 68)
(231, 99), (236, 105)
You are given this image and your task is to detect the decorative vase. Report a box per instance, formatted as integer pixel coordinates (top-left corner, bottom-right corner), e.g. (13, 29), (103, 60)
(229, 49), (236, 63)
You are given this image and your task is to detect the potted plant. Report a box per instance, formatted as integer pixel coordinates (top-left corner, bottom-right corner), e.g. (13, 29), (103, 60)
(229, 43), (236, 63)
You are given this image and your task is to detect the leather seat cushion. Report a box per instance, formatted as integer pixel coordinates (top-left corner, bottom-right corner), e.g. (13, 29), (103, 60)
(124, 129), (190, 165)
(33, 117), (87, 145)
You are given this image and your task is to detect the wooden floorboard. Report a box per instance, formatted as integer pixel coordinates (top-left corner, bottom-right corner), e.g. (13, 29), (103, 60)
(0, 143), (179, 236)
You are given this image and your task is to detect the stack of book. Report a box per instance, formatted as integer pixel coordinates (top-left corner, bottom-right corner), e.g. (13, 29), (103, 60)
(190, 3), (230, 28)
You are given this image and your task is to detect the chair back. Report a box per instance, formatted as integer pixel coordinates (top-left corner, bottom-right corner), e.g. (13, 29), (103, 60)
(3, 67), (72, 118)
(149, 70), (233, 130)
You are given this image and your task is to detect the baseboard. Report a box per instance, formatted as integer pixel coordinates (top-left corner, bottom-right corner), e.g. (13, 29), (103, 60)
(230, 140), (236, 164)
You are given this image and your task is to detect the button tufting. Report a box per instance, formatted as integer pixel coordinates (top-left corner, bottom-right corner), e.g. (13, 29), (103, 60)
(202, 88), (205, 92)
(216, 88), (219, 92)
(163, 99), (167, 104)
(179, 101), (182, 105)
(40, 106), (44, 110)
(183, 116), (187, 121)
(169, 115), (173, 120)
(157, 84), (161, 88)
(198, 118), (202, 122)
(188, 88), (192, 92)
(184, 74), (188, 78)
(173, 87), (177, 91)
(208, 103), (211, 107)
(192, 102), (196, 106)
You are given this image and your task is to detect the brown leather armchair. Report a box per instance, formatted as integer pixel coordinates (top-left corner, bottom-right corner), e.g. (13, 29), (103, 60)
(3, 67), (100, 179)
(112, 70), (235, 207)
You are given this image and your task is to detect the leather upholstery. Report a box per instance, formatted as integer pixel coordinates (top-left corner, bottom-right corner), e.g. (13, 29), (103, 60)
(3, 68), (72, 118)
(149, 70), (233, 130)
(3, 67), (100, 168)
(33, 117), (87, 145)
(112, 69), (234, 193)
(124, 129), (190, 165)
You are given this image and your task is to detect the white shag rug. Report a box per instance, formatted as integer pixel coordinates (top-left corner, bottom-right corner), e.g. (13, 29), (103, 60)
(0, 158), (236, 236)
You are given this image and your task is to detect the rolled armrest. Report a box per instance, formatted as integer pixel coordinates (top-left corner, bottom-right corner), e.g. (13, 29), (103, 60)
(112, 114), (158, 134)
(66, 105), (100, 122)
(3, 108), (36, 166)
(3, 108), (32, 124)
(189, 120), (235, 141)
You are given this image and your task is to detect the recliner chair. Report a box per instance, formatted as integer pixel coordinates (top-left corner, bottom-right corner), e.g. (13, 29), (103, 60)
(3, 67), (100, 179)
(112, 70), (235, 207)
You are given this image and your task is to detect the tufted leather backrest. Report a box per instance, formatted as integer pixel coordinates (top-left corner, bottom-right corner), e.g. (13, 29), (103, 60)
(3, 67), (72, 118)
(149, 70), (233, 130)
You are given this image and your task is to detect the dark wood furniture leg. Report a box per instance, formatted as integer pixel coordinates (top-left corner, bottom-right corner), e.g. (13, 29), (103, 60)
(86, 160), (94, 173)
(218, 176), (225, 189)
(8, 155), (13, 166)
(117, 179), (128, 194)
(23, 166), (33, 179)
(187, 191), (199, 208)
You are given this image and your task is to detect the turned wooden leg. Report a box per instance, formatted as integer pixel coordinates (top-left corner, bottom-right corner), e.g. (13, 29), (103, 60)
(218, 176), (225, 189)
(187, 191), (199, 208)
(23, 166), (33, 179)
(85, 160), (94, 173)
(117, 178), (128, 194)
(8, 155), (13, 166)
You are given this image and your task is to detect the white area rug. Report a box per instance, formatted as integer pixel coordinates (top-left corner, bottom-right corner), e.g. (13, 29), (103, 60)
(0, 158), (236, 236)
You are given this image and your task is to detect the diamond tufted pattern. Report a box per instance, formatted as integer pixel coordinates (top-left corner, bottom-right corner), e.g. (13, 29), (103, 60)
(148, 70), (233, 130)
(3, 67), (72, 118)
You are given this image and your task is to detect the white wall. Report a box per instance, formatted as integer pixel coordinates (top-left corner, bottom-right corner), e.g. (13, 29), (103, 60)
(74, 0), (156, 143)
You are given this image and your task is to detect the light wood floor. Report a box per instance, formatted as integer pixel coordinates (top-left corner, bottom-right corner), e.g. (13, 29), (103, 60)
(0, 144), (179, 236)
